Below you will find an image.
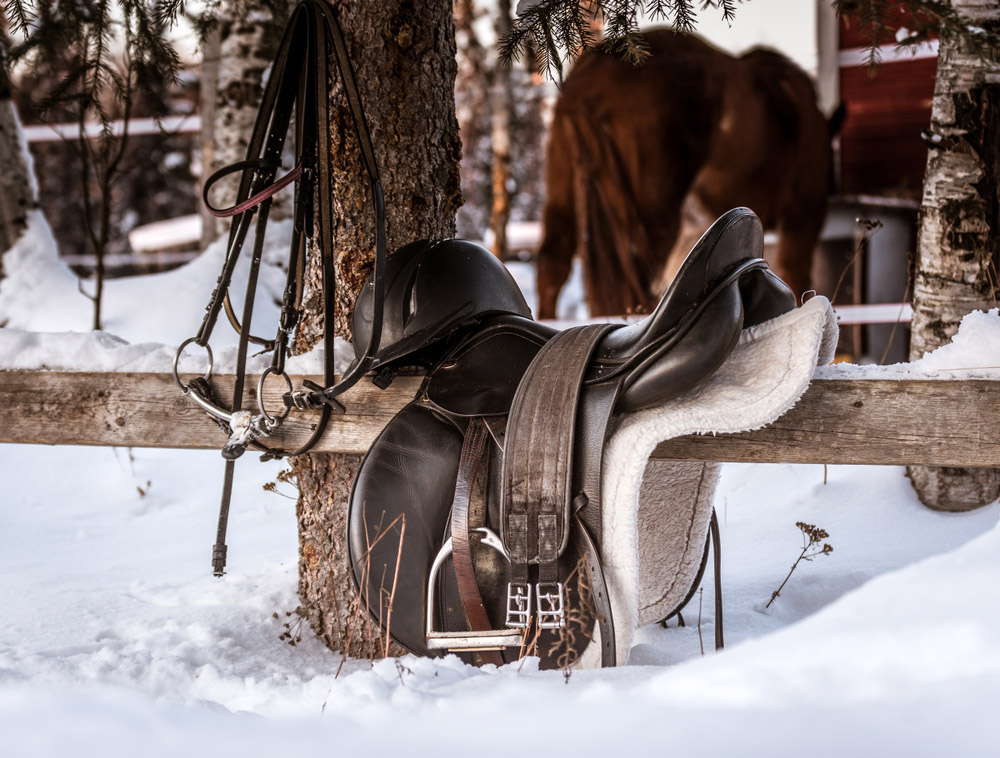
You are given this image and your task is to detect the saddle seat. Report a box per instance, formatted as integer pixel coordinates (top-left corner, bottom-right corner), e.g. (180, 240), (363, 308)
(348, 208), (796, 668)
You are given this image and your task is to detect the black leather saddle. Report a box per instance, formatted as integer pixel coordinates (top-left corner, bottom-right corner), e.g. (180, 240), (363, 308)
(347, 208), (796, 668)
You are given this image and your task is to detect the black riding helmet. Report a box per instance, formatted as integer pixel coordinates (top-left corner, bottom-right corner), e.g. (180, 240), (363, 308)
(351, 238), (532, 374)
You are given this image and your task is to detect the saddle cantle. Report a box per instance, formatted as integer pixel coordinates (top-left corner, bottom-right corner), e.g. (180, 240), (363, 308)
(348, 208), (796, 668)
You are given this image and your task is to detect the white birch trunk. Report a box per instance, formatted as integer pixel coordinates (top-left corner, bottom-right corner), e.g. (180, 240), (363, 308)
(907, 0), (1000, 510)
(209, 2), (292, 222)
(0, 32), (38, 272)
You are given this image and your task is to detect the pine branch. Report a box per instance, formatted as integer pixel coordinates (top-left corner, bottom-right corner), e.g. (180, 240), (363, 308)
(3, 0), (33, 38)
(503, 0), (721, 81)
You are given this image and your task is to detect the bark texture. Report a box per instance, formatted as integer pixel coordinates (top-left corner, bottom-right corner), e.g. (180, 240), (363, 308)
(0, 100), (35, 263)
(0, 45), (37, 279)
(489, 0), (513, 259)
(292, 0), (462, 658)
(0, 29), (35, 269)
(199, 27), (222, 248)
(907, 0), (1000, 511)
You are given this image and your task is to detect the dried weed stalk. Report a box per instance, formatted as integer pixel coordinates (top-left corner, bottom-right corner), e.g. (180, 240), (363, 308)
(546, 554), (597, 682)
(335, 511), (407, 677)
(274, 608), (305, 646)
(766, 522), (834, 609)
(262, 467), (299, 500)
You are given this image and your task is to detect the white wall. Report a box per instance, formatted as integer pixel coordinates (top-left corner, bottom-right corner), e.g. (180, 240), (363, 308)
(649, 0), (820, 76)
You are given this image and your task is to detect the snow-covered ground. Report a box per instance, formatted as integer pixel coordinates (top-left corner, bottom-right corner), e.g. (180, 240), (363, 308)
(1, 214), (998, 755)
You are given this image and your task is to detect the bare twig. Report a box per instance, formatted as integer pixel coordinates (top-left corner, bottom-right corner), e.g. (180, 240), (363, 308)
(696, 588), (704, 656)
(546, 554), (596, 680)
(766, 522), (834, 609)
(382, 514), (406, 659)
(830, 218), (882, 307)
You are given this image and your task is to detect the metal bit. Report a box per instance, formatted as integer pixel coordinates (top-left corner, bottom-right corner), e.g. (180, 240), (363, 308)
(221, 410), (259, 460)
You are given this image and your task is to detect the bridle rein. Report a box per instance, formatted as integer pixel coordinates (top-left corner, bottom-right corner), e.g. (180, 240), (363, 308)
(173, 0), (385, 575)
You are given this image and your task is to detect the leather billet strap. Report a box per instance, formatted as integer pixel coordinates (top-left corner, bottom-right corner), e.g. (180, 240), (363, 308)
(572, 515), (616, 667)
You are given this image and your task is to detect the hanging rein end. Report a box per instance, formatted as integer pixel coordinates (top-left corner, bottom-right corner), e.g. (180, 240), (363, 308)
(212, 544), (227, 577)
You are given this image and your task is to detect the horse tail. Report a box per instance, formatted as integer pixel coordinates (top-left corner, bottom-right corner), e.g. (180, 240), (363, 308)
(568, 113), (652, 316)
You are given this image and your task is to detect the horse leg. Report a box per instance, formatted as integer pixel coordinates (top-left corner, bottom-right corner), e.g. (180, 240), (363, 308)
(536, 113), (577, 320)
(774, 215), (824, 301)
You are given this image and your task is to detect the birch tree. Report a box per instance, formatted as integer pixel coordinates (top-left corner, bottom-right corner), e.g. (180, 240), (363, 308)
(906, 0), (1000, 510)
(0, 32), (37, 263)
(205, 0), (293, 235)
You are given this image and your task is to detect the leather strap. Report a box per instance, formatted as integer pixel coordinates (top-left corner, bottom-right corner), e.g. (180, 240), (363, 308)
(572, 516), (616, 667)
(203, 160), (304, 218)
(449, 418), (504, 666)
(710, 509), (724, 650)
(199, 0), (387, 574)
(570, 380), (618, 541)
(503, 324), (615, 585)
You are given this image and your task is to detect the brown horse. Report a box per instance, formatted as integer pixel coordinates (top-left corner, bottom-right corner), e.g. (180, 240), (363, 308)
(536, 29), (842, 318)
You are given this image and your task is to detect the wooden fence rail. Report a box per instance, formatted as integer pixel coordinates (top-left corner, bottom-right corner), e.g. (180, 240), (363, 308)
(2, 370), (998, 467)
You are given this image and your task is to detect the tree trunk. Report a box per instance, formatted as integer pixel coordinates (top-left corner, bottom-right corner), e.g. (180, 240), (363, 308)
(0, 32), (38, 273)
(455, 0), (492, 240)
(199, 26), (222, 248)
(291, 0), (462, 658)
(907, 0), (1000, 511)
(0, 101), (36, 261)
(489, 0), (513, 259)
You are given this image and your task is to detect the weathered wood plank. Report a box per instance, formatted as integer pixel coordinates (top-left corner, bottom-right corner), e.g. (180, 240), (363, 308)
(0, 371), (419, 454)
(652, 379), (1000, 466)
(1, 371), (999, 466)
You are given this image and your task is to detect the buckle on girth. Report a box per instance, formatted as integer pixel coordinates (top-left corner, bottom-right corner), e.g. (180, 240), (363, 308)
(535, 582), (565, 629)
(505, 582), (533, 629)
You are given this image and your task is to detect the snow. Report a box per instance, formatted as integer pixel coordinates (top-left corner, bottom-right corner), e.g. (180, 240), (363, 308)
(11, 101), (39, 202)
(818, 308), (1000, 381)
(1, 214), (999, 754)
(128, 213), (202, 253)
(0, 212), (349, 374)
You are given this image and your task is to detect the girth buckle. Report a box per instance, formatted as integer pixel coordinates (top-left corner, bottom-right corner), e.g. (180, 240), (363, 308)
(505, 582), (533, 629)
(535, 582), (565, 629)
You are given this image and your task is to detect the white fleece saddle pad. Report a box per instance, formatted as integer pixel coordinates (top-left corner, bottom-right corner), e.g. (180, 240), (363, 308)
(585, 295), (839, 665)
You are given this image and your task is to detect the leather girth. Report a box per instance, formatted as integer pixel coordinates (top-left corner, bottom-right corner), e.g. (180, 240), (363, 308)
(503, 325), (616, 591)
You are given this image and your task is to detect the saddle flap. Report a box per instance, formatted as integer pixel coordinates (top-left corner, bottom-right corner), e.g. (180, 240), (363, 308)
(425, 317), (556, 417)
(348, 403), (465, 657)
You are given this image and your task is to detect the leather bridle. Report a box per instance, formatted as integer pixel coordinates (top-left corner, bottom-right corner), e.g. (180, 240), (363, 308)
(174, 0), (385, 575)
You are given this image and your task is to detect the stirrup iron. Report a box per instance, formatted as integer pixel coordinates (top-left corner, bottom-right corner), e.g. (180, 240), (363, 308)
(425, 529), (524, 651)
